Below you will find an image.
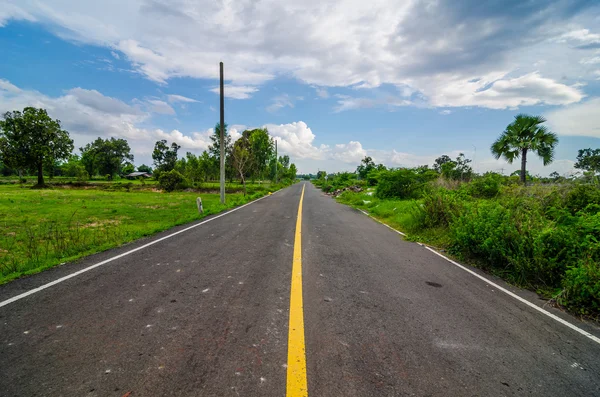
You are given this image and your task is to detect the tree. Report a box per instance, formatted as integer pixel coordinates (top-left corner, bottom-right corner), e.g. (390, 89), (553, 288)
(152, 140), (180, 174)
(288, 163), (298, 180)
(138, 164), (153, 173)
(433, 155), (452, 173)
(62, 155), (89, 180)
(316, 170), (327, 179)
(158, 169), (185, 192)
(208, 123), (231, 163)
(80, 137), (134, 180)
(440, 153), (473, 181)
(575, 148), (600, 181)
(232, 136), (251, 195)
(0, 107), (73, 186)
(245, 128), (274, 180)
(491, 114), (558, 185)
(121, 162), (135, 176)
(356, 156), (375, 179)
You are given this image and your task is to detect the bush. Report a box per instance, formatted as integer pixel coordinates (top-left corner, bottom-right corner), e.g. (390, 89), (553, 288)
(467, 172), (502, 198)
(560, 258), (600, 314)
(411, 188), (464, 229)
(158, 170), (186, 192)
(376, 168), (436, 199)
(563, 184), (600, 214)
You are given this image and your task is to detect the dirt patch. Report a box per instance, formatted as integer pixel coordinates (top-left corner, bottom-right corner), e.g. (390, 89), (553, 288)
(81, 219), (122, 228)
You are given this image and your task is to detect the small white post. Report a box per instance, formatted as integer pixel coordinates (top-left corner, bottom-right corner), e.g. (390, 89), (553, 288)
(196, 197), (203, 213)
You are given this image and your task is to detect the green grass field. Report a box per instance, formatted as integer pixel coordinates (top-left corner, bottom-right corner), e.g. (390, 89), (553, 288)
(0, 182), (281, 284)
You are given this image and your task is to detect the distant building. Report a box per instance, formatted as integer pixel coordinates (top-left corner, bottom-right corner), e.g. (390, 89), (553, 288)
(125, 172), (152, 179)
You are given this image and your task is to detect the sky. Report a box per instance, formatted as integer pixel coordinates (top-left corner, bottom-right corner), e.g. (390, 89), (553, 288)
(0, 0), (599, 176)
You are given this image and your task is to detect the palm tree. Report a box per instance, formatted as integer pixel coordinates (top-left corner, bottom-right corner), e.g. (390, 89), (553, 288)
(491, 114), (558, 185)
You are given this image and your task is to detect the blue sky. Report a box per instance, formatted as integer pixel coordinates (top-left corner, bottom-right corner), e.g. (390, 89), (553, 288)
(1, 1), (600, 175)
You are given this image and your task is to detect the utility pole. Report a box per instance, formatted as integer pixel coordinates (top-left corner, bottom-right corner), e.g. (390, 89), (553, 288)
(275, 139), (278, 184)
(219, 62), (225, 204)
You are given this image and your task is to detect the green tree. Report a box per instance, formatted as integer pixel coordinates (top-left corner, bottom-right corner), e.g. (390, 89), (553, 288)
(288, 163), (298, 180)
(208, 123), (231, 164)
(575, 148), (600, 183)
(121, 162), (135, 176)
(232, 136), (251, 194)
(152, 140), (180, 174)
(491, 114), (558, 185)
(62, 154), (89, 180)
(0, 107), (74, 186)
(245, 128), (274, 180)
(80, 137), (134, 180)
(440, 153), (473, 181)
(137, 164), (153, 173)
(356, 156), (375, 179)
(433, 155), (452, 173)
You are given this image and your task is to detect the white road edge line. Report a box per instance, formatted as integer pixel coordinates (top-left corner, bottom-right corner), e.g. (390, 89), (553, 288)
(357, 209), (600, 345)
(0, 190), (280, 309)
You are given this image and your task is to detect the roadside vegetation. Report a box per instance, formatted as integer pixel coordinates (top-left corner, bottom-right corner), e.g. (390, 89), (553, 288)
(313, 115), (600, 318)
(0, 107), (298, 283)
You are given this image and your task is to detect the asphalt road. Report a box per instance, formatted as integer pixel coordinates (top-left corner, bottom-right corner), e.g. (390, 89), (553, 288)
(1, 182), (599, 396)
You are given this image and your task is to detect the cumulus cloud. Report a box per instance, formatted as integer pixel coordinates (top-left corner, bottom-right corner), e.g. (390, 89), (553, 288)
(328, 141), (367, 164)
(265, 122), (324, 160)
(3, 0), (597, 109)
(545, 98), (600, 138)
(0, 79), (212, 160)
(426, 72), (584, 109)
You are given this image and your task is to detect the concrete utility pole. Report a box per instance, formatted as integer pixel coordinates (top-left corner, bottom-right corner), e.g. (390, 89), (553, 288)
(219, 62), (225, 204)
(275, 139), (278, 184)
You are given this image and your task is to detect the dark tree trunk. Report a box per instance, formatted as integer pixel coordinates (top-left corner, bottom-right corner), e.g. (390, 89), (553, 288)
(520, 148), (528, 185)
(37, 161), (44, 186)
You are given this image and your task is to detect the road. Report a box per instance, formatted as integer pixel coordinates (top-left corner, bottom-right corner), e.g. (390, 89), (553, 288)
(0, 182), (599, 396)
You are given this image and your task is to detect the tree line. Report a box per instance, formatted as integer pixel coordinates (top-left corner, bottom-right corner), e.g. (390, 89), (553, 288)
(321, 114), (599, 186)
(0, 107), (298, 189)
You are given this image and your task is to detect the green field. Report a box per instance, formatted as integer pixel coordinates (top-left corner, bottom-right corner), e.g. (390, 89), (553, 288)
(0, 182), (281, 284)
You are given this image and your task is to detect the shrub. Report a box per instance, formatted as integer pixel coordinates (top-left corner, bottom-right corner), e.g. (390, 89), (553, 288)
(411, 188), (464, 229)
(467, 172), (502, 198)
(376, 168), (436, 199)
(560, 258), (600, 314)
(158, 170), (186, 192)
(563, 184), (600, 214)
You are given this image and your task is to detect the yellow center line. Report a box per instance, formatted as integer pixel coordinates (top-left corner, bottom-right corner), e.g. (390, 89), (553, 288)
(286, 184), (308, 397)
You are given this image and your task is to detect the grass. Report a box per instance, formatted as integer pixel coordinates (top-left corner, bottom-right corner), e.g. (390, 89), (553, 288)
(0, 182), (282, 284)
(336, 189), (452, 248)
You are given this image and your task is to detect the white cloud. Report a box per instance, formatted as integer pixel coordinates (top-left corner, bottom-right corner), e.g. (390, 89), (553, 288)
(167, 94), (198, 103)
(110, 50), (120, 60)
(0, 79), (212, 161)
(4, 0), (597, 109)
(426, 72), (584, 109)
(439, 110), (451, 115)
(146, 99), (175, 115)
(328, 141), (367, 164)
(315, 87), (329, 99)
(545, 98), (600, 138)
(266, 94), (294, 112)
(210, 85), (258, 99)
(0, 4), (35, 26)
(334, 95), (412, 112)
(265, 121), (323, 160)
(560, 28), (600, 47)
